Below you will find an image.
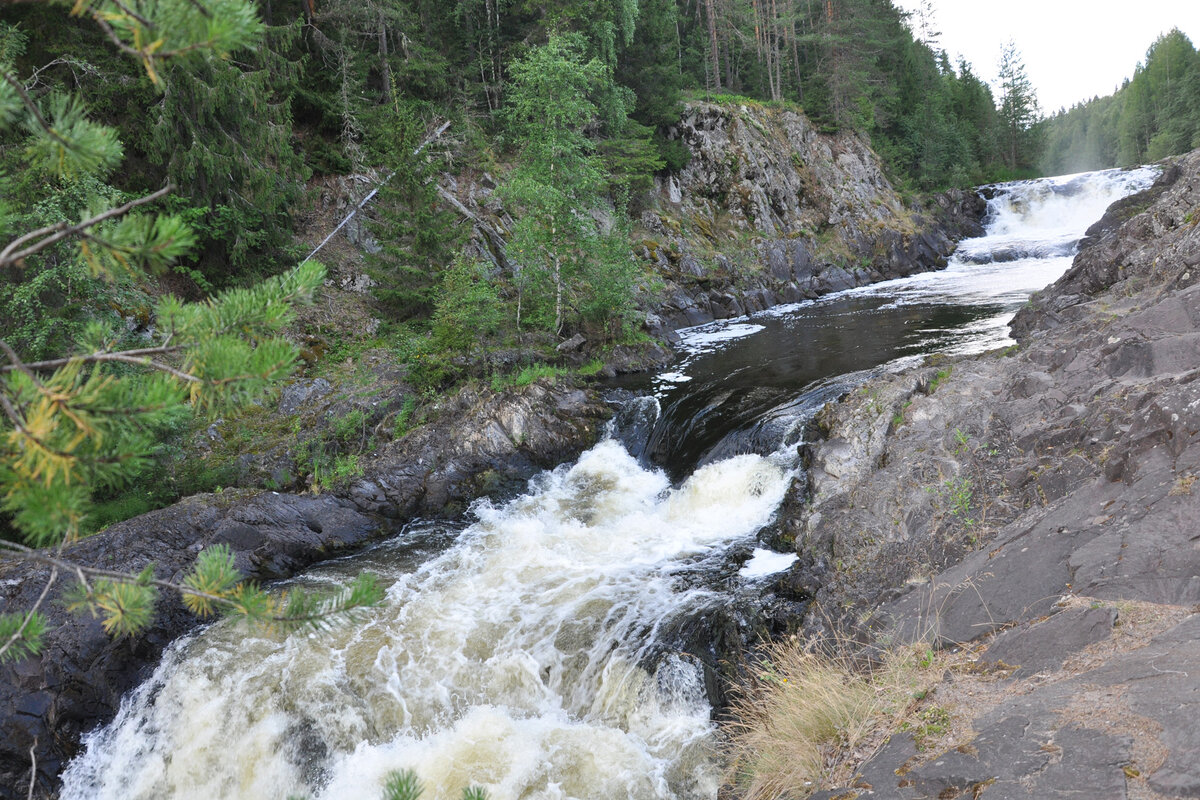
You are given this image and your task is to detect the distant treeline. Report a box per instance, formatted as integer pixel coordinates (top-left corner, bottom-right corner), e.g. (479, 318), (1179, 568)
(1040, 29), (1200, 175)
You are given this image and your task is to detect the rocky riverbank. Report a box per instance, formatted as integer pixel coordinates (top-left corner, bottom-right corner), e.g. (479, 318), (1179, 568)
(780, 151), (1200, 797)
(0, 379), (610, 798)
(358, 100), (984, 345)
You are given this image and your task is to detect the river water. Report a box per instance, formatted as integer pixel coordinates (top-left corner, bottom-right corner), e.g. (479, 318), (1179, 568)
(60, 166), (1157, 800)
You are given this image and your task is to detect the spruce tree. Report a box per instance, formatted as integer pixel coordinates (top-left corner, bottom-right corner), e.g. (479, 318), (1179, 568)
(996, 40), (1040, 171)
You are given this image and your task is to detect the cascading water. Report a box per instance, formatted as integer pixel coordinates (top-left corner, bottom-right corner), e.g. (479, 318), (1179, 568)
(62, 442), (795, 800)
(60, 166), (1159, 800)
(635, 165), (1160, 476)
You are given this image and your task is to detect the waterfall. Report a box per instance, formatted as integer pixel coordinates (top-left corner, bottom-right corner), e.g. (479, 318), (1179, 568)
(60, 165), (1161, 800)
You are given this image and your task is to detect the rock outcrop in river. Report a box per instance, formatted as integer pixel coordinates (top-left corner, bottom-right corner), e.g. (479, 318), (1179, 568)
(786, 150), (1200, 797)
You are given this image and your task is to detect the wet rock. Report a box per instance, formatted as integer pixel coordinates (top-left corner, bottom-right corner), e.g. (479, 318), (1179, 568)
(0, 492), (377, 797)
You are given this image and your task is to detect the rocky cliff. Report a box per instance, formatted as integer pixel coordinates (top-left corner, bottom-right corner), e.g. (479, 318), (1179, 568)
(780, 150), (1200, 798)
(421, 100), (983, 341)
(639, 102), (984, 335)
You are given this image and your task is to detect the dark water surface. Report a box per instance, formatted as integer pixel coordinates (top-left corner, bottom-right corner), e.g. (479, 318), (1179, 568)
(618, 294), (1009, 479)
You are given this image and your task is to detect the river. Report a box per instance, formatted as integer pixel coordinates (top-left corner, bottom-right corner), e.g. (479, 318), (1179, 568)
(59, 165), (1158, 800)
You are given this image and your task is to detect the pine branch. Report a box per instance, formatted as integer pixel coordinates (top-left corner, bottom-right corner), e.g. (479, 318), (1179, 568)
(1, 541), (234, 609)
(0, 70), (70, 151)
(0, 568), (56, 664)
(0, 344), (187, 374)
(0, 541), (383, 631)
(0, 185), (174, 268)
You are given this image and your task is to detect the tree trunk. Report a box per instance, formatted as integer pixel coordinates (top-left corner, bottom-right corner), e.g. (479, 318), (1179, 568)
(553, 253), (562, 336)
(377, 11), (393, 106)
(704, 0), (722, 90)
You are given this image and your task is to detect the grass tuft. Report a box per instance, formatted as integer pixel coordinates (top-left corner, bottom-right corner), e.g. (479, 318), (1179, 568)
(724, 639), (935, 799)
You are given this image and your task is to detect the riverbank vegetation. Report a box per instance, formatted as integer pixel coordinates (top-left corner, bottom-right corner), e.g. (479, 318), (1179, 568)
(724, 636), (970, 799)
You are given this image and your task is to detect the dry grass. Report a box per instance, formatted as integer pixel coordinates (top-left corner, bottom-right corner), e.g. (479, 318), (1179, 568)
(724, 639), (938, 800)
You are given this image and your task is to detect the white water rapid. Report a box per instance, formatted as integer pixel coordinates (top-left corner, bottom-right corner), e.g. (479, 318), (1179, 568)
(61, 442), (794, 800)
(60, 165), (1160, 800)
(843, 165), (1163, 343)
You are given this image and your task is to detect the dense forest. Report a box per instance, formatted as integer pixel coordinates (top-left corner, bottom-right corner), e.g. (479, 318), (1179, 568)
(1040, 28), (1200, 175)
(1, 1), (1199, 648)
(0, 0), (1043, 359)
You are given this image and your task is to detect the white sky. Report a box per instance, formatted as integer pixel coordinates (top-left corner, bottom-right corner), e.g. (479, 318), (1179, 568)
(891, 0), (1200, 113)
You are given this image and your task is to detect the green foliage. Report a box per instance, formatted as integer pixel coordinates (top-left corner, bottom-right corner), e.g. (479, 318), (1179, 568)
(392, 331), (461, 393)
(598, 119), (666, 206)
(332, 408), (367, 446)
(0, 609), (47, 663)
(1041, 29), (1200, 174)
(491, 363), (569, 391)
(366, 101), (461, 320)
(56, 541), (384, 638)
(996, 41), (1041, 171)
(432, 256), (505, 351)
(614, 0), (684, 129)
(65, 570), (159, 637)
(380, 769), (489, 800)
(149, 23), (307, 278)
(382, 770), (423, 800)
(24, 92), (123, 179)
(392, 395), (418, 440)
(500, 35), (641, 339)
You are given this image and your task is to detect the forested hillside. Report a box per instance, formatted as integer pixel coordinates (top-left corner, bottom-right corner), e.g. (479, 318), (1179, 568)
(0, 0), (1035, 359)
(0, 0), (1153, 578)
(1040, 28), (1200, 175)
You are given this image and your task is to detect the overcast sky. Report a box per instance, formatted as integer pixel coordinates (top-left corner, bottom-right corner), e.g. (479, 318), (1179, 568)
(891, 0), (1200, 113)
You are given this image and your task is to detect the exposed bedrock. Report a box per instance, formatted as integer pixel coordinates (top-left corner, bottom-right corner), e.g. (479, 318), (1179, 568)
(639, 102), (985, 336)
(788, 150), (1200, 797)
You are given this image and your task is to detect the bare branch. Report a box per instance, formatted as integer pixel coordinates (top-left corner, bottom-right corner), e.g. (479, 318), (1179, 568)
(0, 339), (43, 385)
(0, 541), (231, 609)
(88, 14), (147, 61)
(1, 345), (187, 374)
(304, 120), (451, 262)
(26, 736), (36, 800)
(106, 0), (154, 29)
(83, 353), (201, 383)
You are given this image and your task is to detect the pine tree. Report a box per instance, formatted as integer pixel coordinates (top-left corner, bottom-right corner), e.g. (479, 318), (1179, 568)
(0, 1), (382, 665)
